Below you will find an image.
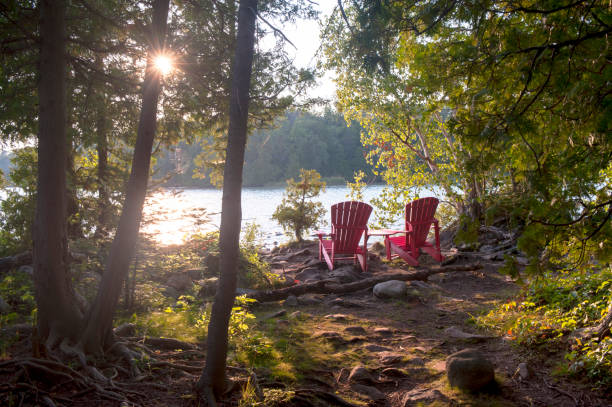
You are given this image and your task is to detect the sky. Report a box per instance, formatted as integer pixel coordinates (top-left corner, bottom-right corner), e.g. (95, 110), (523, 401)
(272, 1), (338, 101)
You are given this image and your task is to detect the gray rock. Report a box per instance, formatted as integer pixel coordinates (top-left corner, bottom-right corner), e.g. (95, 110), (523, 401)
(379, 352), (403, 365)
(18, 265), (34, 275)
(304, 258), (323, 267)
(515, 362), (531, 380)
(0, 296), (10, 314)
(313, 331), (347, 346)
(294, 267), (323, 282)
(344, 326), (367, 335)
(348, 366), (376, 384)
(479, 244), (495, 253)
(328, 298), (364, 308)
(446, 348), (495, 391)
(409, 280), (432, 290)
(198, 277), (219, 298)
(381, 367), (407, 377)
(297, 295), (323, 306)
(324, 313), (348, 321)
(363, 344), (392, 352)
(350, 384), (386, 401)
(166, 273), (193, 291)
(163, 286), (180, 298)
(114, 323), (136, 337)
(204, 254), (219, 276)
(261, 310), (287, 320)
(185, 268), (205, 280)
(401, 388), (448, 406)
(284, 295), (298, 307)
(373, 280), (407, 299)
(329, 266), (363, 284)
(0, 323), (32, 339)
(289, 311), (302, 319)
(374, 327), (394, 336)
(235, 287), (258, 296)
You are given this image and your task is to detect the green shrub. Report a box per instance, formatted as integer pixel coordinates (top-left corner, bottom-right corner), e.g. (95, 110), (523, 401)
(272, 169), (326, 242)
(477, 265), (612, 390)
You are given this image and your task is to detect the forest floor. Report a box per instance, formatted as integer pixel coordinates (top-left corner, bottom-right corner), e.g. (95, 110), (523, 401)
(1, 241), (611, 406)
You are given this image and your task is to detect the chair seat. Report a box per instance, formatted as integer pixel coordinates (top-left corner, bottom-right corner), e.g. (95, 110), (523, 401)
(320, 239), (365, 255)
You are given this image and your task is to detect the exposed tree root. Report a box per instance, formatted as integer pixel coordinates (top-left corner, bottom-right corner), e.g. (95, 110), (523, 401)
(1, 333), (208, 406)
(249, 263), (482, 302)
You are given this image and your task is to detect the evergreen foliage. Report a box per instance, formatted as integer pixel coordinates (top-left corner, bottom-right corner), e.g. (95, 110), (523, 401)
(272, 169), (326, 242)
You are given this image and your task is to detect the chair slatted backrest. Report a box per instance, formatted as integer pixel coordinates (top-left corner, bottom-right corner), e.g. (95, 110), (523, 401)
(405, 197), (439, 247)
(330, 201), (373, 253)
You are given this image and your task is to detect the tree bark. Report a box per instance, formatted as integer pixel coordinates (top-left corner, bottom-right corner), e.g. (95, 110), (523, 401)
(79, 0), (170, 354)
(197, 0), (257, 400)
(33, 0), (84, 346)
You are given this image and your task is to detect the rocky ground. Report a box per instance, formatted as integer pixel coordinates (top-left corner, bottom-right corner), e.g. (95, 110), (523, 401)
(245, 236), (610, 407)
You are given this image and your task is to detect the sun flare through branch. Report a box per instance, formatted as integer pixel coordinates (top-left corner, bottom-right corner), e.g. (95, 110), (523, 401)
(154, 54), (173, 75)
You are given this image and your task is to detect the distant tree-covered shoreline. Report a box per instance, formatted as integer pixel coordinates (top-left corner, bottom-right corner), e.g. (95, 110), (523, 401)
(153, 109), (375, 188)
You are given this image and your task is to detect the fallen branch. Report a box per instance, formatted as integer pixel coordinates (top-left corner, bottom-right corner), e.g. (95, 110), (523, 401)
(126, 336), (197, 350)
(249, 264), (482, 302)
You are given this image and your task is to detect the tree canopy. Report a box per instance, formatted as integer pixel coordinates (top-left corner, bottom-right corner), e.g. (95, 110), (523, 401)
(323, 0), (611, 268)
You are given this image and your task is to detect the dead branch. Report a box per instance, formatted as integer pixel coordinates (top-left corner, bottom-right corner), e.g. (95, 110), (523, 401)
(133, 336), (197, 350)
(149, 360), (202, 374)
(249, 264), (481, 302)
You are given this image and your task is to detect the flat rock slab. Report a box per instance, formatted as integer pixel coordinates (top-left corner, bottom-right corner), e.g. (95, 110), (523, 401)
(378, 352), (404, 365)
(400, 388), (449, 406)
(344, 326), (367, 335)
(351, 384), (386, 402)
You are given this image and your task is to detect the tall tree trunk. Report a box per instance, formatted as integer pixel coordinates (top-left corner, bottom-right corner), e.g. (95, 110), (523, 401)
(94, 92), (111, 239)
(197, 0), (257, 401)
(33, 0), (83, 347)
(79, 0), (170, 353)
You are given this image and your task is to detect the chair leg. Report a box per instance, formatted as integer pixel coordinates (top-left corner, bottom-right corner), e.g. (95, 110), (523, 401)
(320, 245), (334, 270)
(389, 241), (419, 266)
(422, 243), (444, 262)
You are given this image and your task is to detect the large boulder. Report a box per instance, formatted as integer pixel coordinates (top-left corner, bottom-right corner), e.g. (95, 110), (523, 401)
(166, 272), (193, 291)
(373, 280), (407, 299)
(198, 277), (219, 298)
(446, 348), (495, 391)
(348, 366), (376, 384)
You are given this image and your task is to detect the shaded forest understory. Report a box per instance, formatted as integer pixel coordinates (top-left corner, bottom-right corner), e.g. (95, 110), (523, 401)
(1, 227), (611, 406)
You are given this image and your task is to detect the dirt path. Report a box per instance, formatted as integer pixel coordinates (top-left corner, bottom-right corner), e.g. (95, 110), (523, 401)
(257, 242), (611, 407)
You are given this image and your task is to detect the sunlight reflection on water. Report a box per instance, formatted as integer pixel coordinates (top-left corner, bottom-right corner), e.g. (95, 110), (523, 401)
(142, 185), (423, 248)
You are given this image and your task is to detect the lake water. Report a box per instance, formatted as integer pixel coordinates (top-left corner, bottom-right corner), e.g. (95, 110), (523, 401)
(142, 185), (411, 248)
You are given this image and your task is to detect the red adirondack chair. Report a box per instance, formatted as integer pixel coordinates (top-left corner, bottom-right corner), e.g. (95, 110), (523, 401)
(317, 201), (373, 272)
(385, 197), (444, 266)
